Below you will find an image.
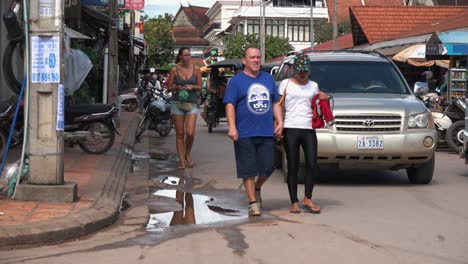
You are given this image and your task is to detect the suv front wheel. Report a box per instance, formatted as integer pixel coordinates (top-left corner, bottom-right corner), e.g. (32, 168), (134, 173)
(406, 154), (435, 184)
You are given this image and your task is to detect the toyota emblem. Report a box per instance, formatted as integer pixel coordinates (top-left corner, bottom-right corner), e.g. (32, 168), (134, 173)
(363, 119), (375, 127)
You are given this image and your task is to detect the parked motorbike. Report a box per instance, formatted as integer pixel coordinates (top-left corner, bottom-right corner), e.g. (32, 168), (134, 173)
(414, 82), (465, 152)
(135, 86), (173, 142)
(120, 88), (139, 112)
(0, 96), (24, 152)
(444, 98), (466, 152)
(0, 99), (12, 158)
(64, 104), (120, 154)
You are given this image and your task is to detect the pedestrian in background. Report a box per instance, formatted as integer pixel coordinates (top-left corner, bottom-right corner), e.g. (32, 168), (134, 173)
(138, 67), (156, 114)
(167, 47), (202, 169)
(224, 47), (283, 216)
(278, 53), (324, 214)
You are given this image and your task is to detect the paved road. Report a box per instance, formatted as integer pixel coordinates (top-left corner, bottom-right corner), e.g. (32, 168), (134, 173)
(2, 117), (468, 264)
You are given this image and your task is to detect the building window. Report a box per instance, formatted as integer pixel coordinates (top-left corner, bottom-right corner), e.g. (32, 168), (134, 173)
(266, 19), (285, 38)
(273, 0), (322, 7)
(287, 20), (310, 42)
(247, 19), (260, 35)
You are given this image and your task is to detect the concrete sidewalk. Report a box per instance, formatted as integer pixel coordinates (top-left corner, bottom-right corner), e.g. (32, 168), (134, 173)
(0, 111), (139, 247)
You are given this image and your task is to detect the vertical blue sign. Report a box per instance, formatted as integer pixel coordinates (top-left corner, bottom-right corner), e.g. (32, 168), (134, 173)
(57, 84), (64, 131)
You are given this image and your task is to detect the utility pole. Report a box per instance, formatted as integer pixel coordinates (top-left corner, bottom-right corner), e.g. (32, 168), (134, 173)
(333, 0), (338, 49)
(260, 0), (266, 64)
(310, 0), (314, 51)
(128, 10), (135, 89)
(108, 0), (118, 105)
(17, 0), (76, 202)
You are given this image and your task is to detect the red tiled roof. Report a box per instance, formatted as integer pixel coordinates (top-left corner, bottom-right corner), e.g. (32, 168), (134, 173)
(325, 0), (404, 23)
(303, 33), (354, 51)
(182, 5), (209, 28)
(173, 27), (203, 37)
(191, 58), (206, 67)
(268, 55), (285, 63)
(397, 9), (468, 39)
(268, 33), (354, 63)
(350, 6), (467, 45)
(173, 27), (209, 46)
(175, 37), (209, 45)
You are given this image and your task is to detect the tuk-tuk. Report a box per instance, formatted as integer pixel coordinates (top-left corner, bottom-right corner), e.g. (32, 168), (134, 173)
(203, 59), (243, 133)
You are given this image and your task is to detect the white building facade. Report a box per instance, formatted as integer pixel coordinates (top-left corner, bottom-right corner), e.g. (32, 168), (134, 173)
(204, 0), (329, 53)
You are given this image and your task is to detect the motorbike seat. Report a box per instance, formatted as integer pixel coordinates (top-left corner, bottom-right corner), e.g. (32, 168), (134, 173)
(65, 103), (114, 122)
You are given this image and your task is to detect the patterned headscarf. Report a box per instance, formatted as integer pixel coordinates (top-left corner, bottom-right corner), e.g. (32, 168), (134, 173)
(293, 53), (310, 72)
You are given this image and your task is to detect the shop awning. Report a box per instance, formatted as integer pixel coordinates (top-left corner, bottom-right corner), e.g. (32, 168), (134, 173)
(65, 26), (91, 39)
(393, 44), (449, 68)
(426, 31), (468, 60)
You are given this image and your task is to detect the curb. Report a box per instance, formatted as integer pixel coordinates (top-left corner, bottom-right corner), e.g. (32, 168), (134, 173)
(0, 117), (139, 247)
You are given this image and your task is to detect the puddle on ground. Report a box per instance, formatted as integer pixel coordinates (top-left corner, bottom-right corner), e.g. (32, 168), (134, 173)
(124, 147), (134, 155)
(130, 152), (152, 172)
(150, 152), (172, 160)
(132, 152), (151, 160)
(147, 189), (245, 232)
(149, 157), (179, 172)
(153, 175), (181, 185)
(131, 152), (178, 173)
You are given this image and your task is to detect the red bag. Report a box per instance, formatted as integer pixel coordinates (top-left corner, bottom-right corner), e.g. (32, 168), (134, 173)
(312, 94), (335, 129)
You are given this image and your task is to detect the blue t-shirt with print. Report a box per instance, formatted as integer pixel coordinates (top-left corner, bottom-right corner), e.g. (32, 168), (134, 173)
(223, 71), (279, 138)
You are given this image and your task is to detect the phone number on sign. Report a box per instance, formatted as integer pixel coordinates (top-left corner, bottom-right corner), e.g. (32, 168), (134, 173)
(31, 73), (60, 83)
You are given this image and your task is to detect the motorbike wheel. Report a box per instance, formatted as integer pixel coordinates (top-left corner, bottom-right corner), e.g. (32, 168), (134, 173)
(124, 99), (138, 112)
(135, 115), (149, 142)
(0, 129), (7, 159)
(158, 119), (173, 137)
(78, 121), (115, 154)
(446, 120), (464, 153)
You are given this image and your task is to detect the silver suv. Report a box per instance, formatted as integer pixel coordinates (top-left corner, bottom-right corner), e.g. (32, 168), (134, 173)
(275, 51), (437, 184)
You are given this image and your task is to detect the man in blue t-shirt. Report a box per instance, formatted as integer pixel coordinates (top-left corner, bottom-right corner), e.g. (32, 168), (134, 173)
(224, 47), (283, 216)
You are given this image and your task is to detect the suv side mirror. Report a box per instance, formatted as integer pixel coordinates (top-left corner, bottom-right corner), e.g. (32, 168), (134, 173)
(413, 82), (429, 96)
(270, 66), (279, 77)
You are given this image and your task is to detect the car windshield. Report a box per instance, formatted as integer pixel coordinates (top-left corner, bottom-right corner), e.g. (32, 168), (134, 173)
(277, 61), (410, 94)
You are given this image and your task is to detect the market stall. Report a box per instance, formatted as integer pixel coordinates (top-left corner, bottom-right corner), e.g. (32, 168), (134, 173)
(426, 31), (468, 163)
(426, 31), (468, 100)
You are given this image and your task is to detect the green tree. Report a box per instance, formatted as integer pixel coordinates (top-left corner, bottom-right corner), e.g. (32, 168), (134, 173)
(314, 19), (352, 44)
(144, 14), (175, 67)
(223, 33), (293, 60)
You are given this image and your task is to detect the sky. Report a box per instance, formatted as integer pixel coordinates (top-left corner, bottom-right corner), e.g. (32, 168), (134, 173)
(143, 0), (217, 18)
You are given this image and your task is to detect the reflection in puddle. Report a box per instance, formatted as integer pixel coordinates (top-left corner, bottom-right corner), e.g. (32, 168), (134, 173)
(132, 152), (151, 160)
(147, 189), (244, 232)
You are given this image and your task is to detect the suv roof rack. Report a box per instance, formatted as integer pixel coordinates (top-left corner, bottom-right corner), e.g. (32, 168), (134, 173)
(304, 49), (387, 59)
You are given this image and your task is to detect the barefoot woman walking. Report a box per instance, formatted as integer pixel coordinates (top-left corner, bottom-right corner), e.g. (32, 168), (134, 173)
(167, 47), (202, 169)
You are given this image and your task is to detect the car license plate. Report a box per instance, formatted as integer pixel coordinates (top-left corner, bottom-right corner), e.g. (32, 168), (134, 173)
(357, 135), (384, 150)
